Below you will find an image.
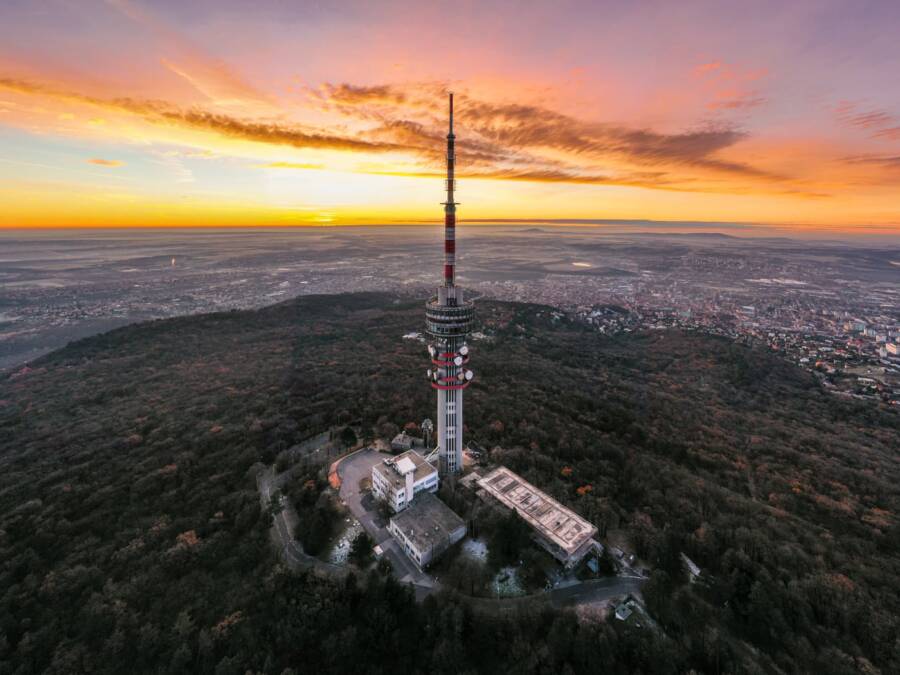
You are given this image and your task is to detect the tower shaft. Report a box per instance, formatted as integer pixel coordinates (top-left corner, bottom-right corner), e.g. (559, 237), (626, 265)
(426, 92), (474, 477)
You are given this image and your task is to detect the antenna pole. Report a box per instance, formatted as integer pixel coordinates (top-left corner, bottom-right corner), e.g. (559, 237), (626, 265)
(425, 91), (474, 477)
(444, 92), (456, 287)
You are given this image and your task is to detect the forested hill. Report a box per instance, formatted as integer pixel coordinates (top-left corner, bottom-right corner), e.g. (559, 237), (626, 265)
(0, 292), (897, 674)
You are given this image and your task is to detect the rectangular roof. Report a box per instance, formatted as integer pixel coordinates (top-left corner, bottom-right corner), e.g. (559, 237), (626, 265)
(395, 456), (417, 475)
(390, 491), (465, 552)
(373, 450), (436, 489)
(478, 466), (597, 556)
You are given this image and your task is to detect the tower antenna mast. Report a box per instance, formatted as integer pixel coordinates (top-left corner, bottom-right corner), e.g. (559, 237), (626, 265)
(425, 92), (475, 476)
(443, 92), (457, 288)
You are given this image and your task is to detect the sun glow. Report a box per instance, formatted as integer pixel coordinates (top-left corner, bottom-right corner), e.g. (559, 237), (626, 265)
(0, 1), (898, 235)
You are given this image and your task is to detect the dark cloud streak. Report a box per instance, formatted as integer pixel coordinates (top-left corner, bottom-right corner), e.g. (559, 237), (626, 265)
(317, 83), (781, 181)
(0, 77), (405, 154)
(836, 102), (900, 142)
(2, 75), (787, 192)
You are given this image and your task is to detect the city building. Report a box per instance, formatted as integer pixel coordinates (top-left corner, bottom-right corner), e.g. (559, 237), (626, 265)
(478, 466), (599, 567)
(371, 451), (438, 513)
(387, 491), (466, 570)
(425, 93), (475, 476)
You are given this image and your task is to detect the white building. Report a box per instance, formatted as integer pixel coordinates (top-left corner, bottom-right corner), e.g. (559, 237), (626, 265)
(372, 450), (438, 513)
(478, 466), (598, 568)
(387, 491), (466, 570)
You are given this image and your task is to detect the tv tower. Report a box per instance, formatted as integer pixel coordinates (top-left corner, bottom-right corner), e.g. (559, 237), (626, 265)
(426, 93), (474, 476)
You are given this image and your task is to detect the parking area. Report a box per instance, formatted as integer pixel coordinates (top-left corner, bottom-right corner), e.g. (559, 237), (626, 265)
(261, 448), (645, 607)
(336, 448), (435, 589)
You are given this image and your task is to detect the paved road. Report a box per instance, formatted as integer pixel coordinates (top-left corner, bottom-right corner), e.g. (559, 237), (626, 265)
(258, 467), (347, 577)
(337, 448), (436, 590)
(258, 454), (646, 609)
(334, 449), (645, 605)
(549, 576), (645, 608)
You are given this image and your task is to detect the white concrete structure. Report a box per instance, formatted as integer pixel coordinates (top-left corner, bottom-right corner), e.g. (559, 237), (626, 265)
(424, 94), (475, 477)
(388, 491), (466, 570)
(372, 450), (438, 513)
(478, 466), (598, 567)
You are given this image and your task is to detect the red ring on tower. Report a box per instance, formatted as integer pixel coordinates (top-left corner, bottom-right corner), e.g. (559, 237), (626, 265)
(432, 356), (468, 366)
(431, 382), (470, 390)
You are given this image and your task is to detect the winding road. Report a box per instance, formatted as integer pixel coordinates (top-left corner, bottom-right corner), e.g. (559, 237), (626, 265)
(257, 450), (646, 610)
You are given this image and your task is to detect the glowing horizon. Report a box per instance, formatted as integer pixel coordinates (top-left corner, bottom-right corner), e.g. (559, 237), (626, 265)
(2, 1), (900, 234)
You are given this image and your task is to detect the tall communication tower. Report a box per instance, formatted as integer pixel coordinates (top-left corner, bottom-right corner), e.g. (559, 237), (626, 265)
(425, 93), (475, 476)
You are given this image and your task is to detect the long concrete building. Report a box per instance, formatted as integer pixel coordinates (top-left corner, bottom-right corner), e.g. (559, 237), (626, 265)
(478, 466), (598, 567)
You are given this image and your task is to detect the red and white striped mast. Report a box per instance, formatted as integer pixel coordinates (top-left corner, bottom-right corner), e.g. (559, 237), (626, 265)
(444, 92), (457, 287)
(425, 92), (475, 476)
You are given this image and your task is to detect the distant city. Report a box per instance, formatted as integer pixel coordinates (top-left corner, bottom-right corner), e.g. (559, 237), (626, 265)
(2, 226), (898, 405)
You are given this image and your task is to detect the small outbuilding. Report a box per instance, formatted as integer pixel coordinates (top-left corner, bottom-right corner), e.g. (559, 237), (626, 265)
(391, 431), (417, 452)
(614, 599), (635, 621)
(681, 552), (701, 582)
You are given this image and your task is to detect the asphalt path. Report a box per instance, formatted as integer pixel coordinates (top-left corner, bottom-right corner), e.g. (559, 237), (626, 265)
(258, 466), (347, 577)
(336, 448), (435, 589)
(258, 452), (646, 609)
(549, 576), (646, 608)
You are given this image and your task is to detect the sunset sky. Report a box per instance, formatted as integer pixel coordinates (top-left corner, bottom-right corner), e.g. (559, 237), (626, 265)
(2, 0), (900, 234)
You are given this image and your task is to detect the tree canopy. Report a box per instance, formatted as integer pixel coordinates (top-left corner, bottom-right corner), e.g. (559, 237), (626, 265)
(1, 292), (897, 673)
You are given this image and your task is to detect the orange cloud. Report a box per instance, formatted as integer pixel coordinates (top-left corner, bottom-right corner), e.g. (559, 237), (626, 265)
(0, 74), (813, 199)
(369, 90), (779, 179)
(87, 158), (124, 166)
(694, 61), (724, 74)
(0, 77), (405, 154)
(320, 83), (408, 106)
(693, 60), (768, 115)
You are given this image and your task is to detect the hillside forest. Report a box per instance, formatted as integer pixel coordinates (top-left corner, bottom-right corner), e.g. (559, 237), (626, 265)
(1, 293), (897, 674)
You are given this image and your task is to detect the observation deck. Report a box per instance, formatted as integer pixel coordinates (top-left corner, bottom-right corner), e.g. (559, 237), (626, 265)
(425, 298), (475, 338)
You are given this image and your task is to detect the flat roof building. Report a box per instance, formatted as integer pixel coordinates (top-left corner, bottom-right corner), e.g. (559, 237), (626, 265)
(391, 431), (418, 452)
(372, 450), (438, 513)
(615, 598), (636, 621)
(478, 466), (598, 567)
(388, 491), (466, 570)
